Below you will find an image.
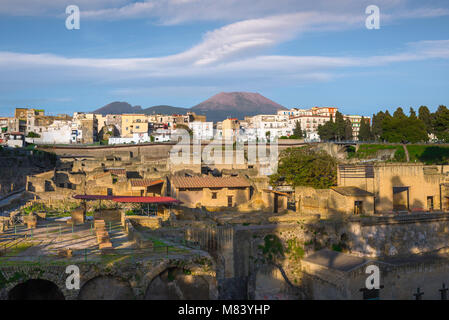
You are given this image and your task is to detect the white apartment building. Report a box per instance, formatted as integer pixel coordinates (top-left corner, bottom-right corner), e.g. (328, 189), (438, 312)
(188, 121), (214, 140)
(343, 115), (366, 139)
(280, 107), (369, 141)
(288, 115), (331, 141)
(152, 129), (172, 142)
(25, 120), (73, 144)
(243, 114), (292, 141)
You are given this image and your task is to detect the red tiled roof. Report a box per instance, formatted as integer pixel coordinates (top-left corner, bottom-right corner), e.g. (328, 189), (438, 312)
(130, 179), (164, 187)
(171, 176), (250, 188)
(108, 169), (126, 176)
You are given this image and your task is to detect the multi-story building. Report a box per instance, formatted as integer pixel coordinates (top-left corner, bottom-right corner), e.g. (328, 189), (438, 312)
(188, 121), (214, 140)
(72, 112), (98, 144)
(244, 114), (292, 141)
(343, 115), (370, 140)
(121, 114), (149, 138)
(221, 118), (240, 141)
(279, 107), (369, 141)
(25, 120), (73, 145)
(0, 117), (12, 144)
(288, 115), (330, 141)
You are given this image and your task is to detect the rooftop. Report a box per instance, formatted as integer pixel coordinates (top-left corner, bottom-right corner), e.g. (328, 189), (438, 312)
(302, 249), (370, 272)
(331, 186), (374, 197)
(171, 176), (250, 188)
(130, 179), (164, 187)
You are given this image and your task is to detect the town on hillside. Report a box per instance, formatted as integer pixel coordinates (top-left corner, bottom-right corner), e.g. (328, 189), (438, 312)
(0, 104), (368, 147)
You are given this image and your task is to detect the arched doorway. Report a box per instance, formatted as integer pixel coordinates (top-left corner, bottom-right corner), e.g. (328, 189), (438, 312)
(145, 268), (209, 300)
(78, 276), (135, 300)
(8, 279), (65, 300)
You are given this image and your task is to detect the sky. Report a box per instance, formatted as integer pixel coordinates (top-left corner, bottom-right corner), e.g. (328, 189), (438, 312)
(0, 0), (448, 117)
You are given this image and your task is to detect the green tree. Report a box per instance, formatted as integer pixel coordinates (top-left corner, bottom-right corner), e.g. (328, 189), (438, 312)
(358, 116), (372, 141)
(409, 107), (417, 120)
(26, 132), (40, 138)
(292, 120), (303, 138)
(381, 107), (428, 143)
(393, 107), (407, 120)
(344, 119), (353, 141)
(418, 105), (433, 134)
(270, 146), (337, 189)
(432, 105), (449, 142)
(317, 114), (336, 141)
(371, 111), (385, 141)
(334, 111), (346, 141)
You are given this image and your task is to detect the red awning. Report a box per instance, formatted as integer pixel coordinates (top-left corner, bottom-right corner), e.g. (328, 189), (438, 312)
(112, 196), (180, 204)
(73, 195), (114, 200)
(73, 194), (180, 204)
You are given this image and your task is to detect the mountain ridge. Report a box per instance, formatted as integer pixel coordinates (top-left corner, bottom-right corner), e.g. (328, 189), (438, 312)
(92, 92), (286, 122)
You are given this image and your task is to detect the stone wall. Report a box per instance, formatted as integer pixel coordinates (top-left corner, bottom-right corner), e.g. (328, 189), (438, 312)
(302, 256), (449, 300)
(0, 256), (217, 300)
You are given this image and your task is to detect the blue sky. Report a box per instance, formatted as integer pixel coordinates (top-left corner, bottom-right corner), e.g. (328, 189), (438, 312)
(0, 0), (448, 117)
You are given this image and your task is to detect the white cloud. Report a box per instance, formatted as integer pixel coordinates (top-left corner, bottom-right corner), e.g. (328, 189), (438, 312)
(0, 39), (448, 86)
(2, 0), (448, 26)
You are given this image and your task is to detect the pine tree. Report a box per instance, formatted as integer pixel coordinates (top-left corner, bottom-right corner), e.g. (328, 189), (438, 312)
(344, 119), (353, 141)
(371, 111), (385, 141)
(418, 105), (433, 134)
(334, 111), (346, 141)
(432, 105), (449, 142)
(358, 116), (372, 141)
(292, 120), (303, 138)
(393, 107), (407, 120)
(409, 107), (417, 119)
(381, 107), (428, 143)
(317, 114), (336, 141)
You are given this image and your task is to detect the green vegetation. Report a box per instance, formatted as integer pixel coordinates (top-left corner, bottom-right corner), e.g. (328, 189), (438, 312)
(259, 235), (284, 262)
(407, 145), (449, 164)
(25, 143), (36, 150)
(26, 132), (40, 138)
(1, 241), (34, 257)
(270, 146), (337, 189)
(331, 243), (343, 252)
(379, 108), (427, 143)
(351, 105), (449, 143)
(286, 238), (305, 261)
(279, 121), (305, 139)
(318, 111), (353, 141)
(23, 202), (47, 215)
(348, 144), (401, 159)
(348, 144), (449, 164)
(183, 268), (192, 275)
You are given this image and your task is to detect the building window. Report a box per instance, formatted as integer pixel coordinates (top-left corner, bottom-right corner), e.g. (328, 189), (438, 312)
(212, 192), (217, 199)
